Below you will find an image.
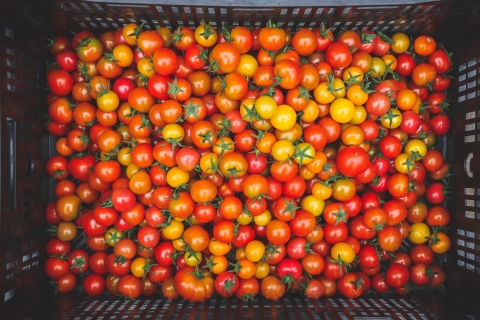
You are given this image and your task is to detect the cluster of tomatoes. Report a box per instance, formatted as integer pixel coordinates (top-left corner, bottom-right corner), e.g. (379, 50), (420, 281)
(44, 20), (452, 301)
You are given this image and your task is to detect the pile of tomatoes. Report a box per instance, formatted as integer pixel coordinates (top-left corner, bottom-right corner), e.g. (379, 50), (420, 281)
(44, 21), (452, 301)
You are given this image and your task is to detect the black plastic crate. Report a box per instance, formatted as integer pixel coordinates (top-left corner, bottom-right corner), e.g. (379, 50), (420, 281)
(1, 0), (480, 319)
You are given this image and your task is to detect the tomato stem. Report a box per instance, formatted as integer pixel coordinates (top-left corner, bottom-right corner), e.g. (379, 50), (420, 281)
(99, 197), (114, 208)
(350, 276), (364, 291)
(202, 256), (217, 272)
(104, 228), (122, 246)
(169, 26), (183, 44)
(319, 23), (333, 41)
(215, 136), (236, 155)
(167, 77), (185, 101)
(241, 292), (256, 302)
(70, 254), (88, 274)
(242, 102), (261, 124)
(220, 24), (233, 42)
(199, 20), (214, 40)
(283, 198), (301, 219)
(376, 31), (395, 44)
(280, 274), (298, 291)
(207, 60), (219, 73)
(114, 255), (127, 266)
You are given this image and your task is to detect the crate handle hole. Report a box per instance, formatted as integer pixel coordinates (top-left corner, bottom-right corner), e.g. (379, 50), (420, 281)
(466, 153), (473, 178)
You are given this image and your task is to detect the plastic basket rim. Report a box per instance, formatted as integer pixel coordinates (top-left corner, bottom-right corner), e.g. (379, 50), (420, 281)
(76, 0), (451, 7)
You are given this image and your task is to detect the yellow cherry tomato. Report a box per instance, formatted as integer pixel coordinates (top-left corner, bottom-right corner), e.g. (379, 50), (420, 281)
(349, 105), (367, 125)
(255, 261), (270, 279)
(254, 209), (272, 226)
(369, 57), (386, 79)
(213, 136), (235, 155)
(126, 163), (141, 179)
(245, 240), (265, 263)
(301, 195), (325, 217)
(313, 82), (335, 104)
(394, 153), (414, 174)
(184, 251), (203, 267)
(272, 139), (295, 161)
(104, 227), (123, 247)
(199, 152), (219, 175)
(271, 104), (297, 131)
(346, 84), (369, 106)
(293, 142), (315, 166)
(166, 166), (189, 188)
(331, 242), (355, 263)
(332, 179), (356, 201)
(208, 238), (232, 256)
(194, 21), (217, 47)
(117, 147), (132, 166)
(343, 66), (364, 84)
(312, 182), (332, 200)
(236, 212), (253, 225)
(163, 123), (185, 144)
(240, 98), (257, 124)
(236, 54), (258, 78)
(122, 23), (140, 45)
(382, 54), (397, 71)
(330, 98), (355, 123)
(162, 219), (184, 240)
(113, 45), (134, 68)
(173, 238), (186, 252)
(409, 222), (431, 244)
(332, 78), (346, 98)
(404, 139), (427, 160)
(137, 57), (156, 78)
(380, 108), (402, 129)
(97, 91), (119, 112)
(131, 257), (147, 278)
(391, 33), (410, 54)
(255, 95), (278, 120)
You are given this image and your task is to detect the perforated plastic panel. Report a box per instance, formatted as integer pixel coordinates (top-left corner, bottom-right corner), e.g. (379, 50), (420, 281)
(443, 27), (480, 309)
(450, 56), (480, 272)
(52, 2), (450, 32)
(0, 14), (50, 309)
(63, 295), (438, 320)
